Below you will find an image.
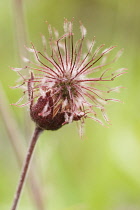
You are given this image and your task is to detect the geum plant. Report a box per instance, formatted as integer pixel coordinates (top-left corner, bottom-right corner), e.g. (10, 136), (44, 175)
(10, 20), (126, 210)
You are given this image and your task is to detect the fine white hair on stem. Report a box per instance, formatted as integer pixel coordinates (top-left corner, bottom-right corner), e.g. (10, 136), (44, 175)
(80, 21), (87, 37)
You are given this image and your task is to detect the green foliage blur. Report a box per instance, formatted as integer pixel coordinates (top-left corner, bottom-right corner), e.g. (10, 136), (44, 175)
(0, 0), (140, 209)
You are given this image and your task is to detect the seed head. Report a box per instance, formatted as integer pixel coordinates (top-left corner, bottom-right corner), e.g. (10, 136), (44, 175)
(11, 19), (126, 132)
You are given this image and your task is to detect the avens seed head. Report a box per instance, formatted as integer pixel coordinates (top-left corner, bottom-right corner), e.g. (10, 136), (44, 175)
(12, 19), (126, 132)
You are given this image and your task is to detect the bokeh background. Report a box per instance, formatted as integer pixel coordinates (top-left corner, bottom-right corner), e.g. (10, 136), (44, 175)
(0, 0), (140, 210)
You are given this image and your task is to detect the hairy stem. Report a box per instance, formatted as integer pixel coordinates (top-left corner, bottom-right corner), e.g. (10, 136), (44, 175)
(11, 127), (43, 210)
(0, 84), (45, 210)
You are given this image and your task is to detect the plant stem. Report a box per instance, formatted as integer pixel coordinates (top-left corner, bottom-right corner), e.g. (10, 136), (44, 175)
(0, 84), (45, 210)
(11, 127), (43, 210)
(13, 0), (28, 63)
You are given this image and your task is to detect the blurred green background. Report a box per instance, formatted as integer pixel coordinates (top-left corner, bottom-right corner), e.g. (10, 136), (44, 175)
(0, 0), (140, 210)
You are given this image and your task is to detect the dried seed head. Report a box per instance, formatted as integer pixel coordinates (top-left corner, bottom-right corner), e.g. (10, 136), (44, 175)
(12, 20), (126, 132)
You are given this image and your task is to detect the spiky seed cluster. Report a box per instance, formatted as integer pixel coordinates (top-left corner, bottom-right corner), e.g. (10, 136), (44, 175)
(12, 20), (126, 132)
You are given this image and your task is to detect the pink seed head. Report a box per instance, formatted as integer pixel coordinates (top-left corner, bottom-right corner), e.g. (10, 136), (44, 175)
(12, 19), (126, 131)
